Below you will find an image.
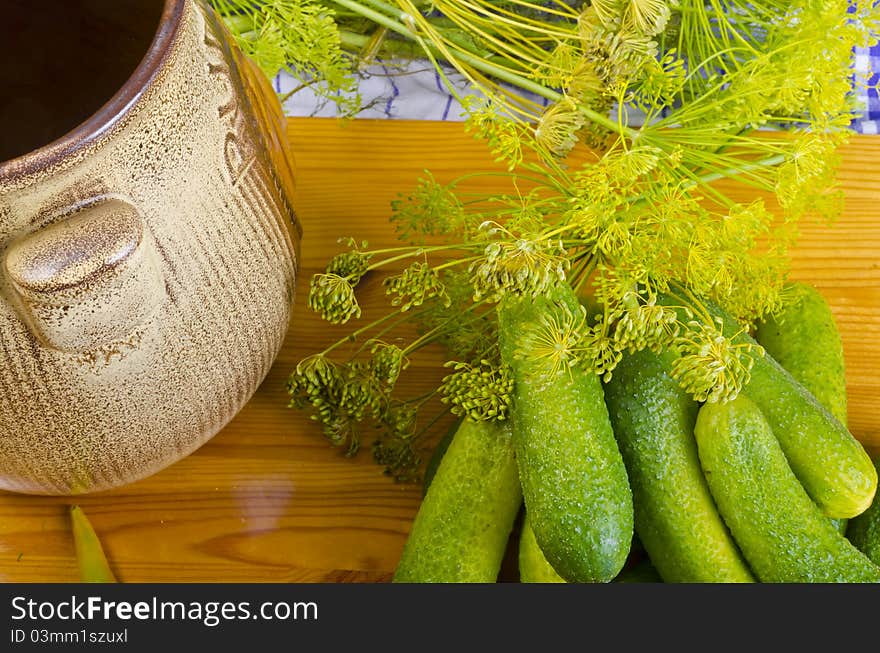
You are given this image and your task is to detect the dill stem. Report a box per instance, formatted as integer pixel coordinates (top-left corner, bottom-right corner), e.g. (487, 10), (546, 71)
(402, 387), (441, 406)
(327, 0), (633, 137)
(319, 309), (406, 357)
(695, 153), (786, 185)
(569, 252), (597, 295)
(432, 256), (480, 272)
(367, 244), (476, 271)
(352, 308), (432, 356)
(412, 406), (452, 447)
(455, 0), (580, 25)
(666, 281), (714, 326)
(401, 302), (486, 356)
(338, 29), (423, 59)
(448, 169), (564, 194)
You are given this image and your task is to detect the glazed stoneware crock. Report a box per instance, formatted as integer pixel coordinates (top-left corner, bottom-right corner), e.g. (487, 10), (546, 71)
(0, 0), (300, 494)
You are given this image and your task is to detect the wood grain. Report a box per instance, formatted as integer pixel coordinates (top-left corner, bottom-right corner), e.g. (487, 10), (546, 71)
(0, 118), (878, 582)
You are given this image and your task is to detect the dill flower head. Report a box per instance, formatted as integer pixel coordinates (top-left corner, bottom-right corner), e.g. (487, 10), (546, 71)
(587, 0), (623, 30)
(603, 145), (663, 180)
(384, 261), (450, 312)
(775, 133), (839, 213)
(470, 224), (570, 303)
(671, 318), (763, 404)
(390, 172), (470, 243)
(534, 97), (585, 158)
(462, 97), (525, 171)
(217, 0), (361, 114)
(369, 342), (408, 386)
(373, 403), (421, 482)
(440, 360), (513, 421)
(514, 298), (591, 379)
(567, 58), (606, 104)
(308, 272), (361, 324)
(326, 251), (370, 280)
(581, 322), (624, 382)
(287, 356), (366, 454)
(612, 298), (679, 353)
(622, 0), (672, 37)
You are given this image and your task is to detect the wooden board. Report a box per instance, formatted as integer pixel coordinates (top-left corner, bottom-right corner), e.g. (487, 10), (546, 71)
(1, 118), (879, 583)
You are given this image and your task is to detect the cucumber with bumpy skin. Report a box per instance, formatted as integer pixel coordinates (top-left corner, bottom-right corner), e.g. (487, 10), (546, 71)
(695, 395), (880, 583)
(519, 512), (661, 583)
(662, 296), (877, 519)
(755, 282), (848, 424)
(847, 457), (880, 566)
(755, 281), (850, 533)
(393, 418), (521, 582)
(518, 513), (565, 583)
(422, 419), (459, 497)
(604, 347), (754, 583)
(498, 284), (633, 583)
(613, 557), (663, 583)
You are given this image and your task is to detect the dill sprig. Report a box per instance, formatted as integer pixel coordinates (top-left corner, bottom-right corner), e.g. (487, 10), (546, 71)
(213, 0), (362, 114)
(218, 0), (880, 479)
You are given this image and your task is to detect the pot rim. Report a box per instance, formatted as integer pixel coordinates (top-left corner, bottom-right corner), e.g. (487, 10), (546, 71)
(0, 0), (186, 182)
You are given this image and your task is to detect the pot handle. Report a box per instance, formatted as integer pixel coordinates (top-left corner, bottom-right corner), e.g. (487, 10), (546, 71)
(4, 198), (163, 353)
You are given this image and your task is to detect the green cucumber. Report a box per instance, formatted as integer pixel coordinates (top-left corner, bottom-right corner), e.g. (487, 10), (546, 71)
(422, 418), (460, 497)
(755, 282), (848, 424)
(519, 511), (660, 584)
(663, 296), (876, 519)
(498, 284), (633, 583)
(847, 457), (880, 566)
(694, 395), (880, 583)
(518, 513), (565, 583)
(613, 557), (663, 583)
(604, 347), (754, 583)
(754, 281), (850, 533)
(393, 418), (521, 582)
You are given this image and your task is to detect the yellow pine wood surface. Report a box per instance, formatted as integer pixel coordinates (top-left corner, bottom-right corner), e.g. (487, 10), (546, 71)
(0, 118), (878, 582)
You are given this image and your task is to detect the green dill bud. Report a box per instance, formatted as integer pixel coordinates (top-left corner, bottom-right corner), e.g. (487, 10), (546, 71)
(372, 433), (421, 483)
(582, 322), (624, 382)
(440, 361), (513, 422)
(470, 228), (569, 302)
(373, 403), (422, 482)
(369, 342), (408, 386)
(287, 356), (338, 413)
(320, 411), (362, 456)
(326, 249), (372, 282)
(308, 273), (361, 324)
(384, 262), (450, 312)
(612, 299), (678, 353)
(287, 355), (395, 457)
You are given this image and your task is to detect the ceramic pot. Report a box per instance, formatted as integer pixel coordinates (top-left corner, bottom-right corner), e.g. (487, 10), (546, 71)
(0, 0), (300, 494)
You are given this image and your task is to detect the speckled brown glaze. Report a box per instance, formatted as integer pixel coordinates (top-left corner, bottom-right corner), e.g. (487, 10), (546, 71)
(0, 0), (300, 494)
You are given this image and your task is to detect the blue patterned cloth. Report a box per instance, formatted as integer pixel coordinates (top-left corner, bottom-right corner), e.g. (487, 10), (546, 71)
(853, 43), (880, 133)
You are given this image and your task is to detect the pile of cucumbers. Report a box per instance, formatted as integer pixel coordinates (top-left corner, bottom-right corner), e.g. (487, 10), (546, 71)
(392, 281), (880, 583)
